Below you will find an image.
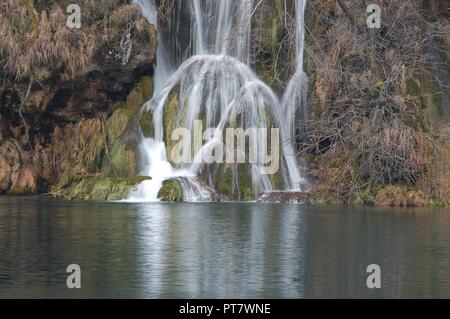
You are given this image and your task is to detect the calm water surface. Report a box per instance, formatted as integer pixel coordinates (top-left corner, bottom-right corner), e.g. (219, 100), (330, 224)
(0, 196), (449, 298)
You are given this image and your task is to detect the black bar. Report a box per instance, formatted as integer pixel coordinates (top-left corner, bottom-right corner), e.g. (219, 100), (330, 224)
(1, 299), (448, 318)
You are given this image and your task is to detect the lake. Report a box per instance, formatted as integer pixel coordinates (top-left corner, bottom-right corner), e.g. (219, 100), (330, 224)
(0, 196), (449, 298)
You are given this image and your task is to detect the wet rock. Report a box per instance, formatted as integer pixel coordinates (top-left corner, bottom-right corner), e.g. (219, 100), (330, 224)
(52, 176), (151, 201)
(158, 179), (184, 202)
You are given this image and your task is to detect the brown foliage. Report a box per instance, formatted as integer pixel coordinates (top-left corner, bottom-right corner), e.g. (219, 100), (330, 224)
(51, 118), (103, 179)
(302, 0), (449, 204)
(0, 0), (144, 80)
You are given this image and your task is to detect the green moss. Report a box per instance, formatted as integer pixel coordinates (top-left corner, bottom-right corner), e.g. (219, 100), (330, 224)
(51, 76), (151, 198)
(140, 109), (154, 138)
(353, 186), (376, 206)
(157, 179), (183, 202)
(271, 18), (280, 50)
(237, 164), (254, 201)
(101, 84), (149, 178)
(68, 178), (97, 200)
(427, 88), (443, 126)
(269, 169), (284, 190)
(106, 109), (129, 141)
(163, 89), (181, 164)
(215, 163), (254, 201)
(404, 76), (442, 132)
(421, 80), (442, 131)
(105, 87), (143, 143)
(91, 177), (141, 201)
(140, 76), (153, 100)
(124, 86), (145, 115)
(101, 141), (136, 178)
(274, 0), (284, 17)
(266, 108), (284, 189)
(52, 176), (151, 201)
(312, 189), (343, 205)
(251, 0), (292, 88)
(135, 82), (142, 93)
(215, 166), (234, 199)
(405, 77), (422, 96)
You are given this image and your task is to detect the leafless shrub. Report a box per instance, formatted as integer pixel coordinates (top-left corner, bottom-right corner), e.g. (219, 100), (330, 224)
(301, 0), (449, 203)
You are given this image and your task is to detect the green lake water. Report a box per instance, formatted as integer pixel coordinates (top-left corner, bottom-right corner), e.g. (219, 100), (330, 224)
(0, 196), (449, 298)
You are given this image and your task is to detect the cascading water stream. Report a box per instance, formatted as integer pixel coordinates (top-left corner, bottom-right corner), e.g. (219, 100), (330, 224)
(282, 0), (308, 143)
(128, 0), (308, 202)
(128, 0), (188, 202)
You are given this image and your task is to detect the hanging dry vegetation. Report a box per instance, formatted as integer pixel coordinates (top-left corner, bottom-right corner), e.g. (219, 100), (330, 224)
(0, 0), (145, 80)
(302, 0), (450, 205)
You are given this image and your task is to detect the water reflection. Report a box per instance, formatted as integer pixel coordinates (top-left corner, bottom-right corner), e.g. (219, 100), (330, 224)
(0, 197), (449, 298)
(133, 203), (307, 298)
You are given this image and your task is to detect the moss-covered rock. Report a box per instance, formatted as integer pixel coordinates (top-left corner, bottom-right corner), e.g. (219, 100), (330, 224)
(101, 141), (137, 178)
(214, 165), (234, 199)
(52, 176), (151, 201)
(140, 109), (154, 138)
(140, 75), (154, 100)
(157, 179), (183, 202)
(163, 89), (182, 163)
(213, 163), (255, 201)
(106, 109), (130, 142)
(101, 82), (149, 179)
(237, 164), (255, 201)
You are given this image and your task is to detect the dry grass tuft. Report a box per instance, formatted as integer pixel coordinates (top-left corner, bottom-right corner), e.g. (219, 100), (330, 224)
(51, 118), (104, 178)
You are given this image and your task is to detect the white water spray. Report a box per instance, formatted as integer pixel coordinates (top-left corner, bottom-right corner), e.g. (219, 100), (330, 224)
(128, 0), (189, 202)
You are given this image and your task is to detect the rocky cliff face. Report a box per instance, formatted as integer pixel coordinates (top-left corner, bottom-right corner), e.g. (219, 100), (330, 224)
(0, 0), (448, 206)
(0, 0), (157, 195)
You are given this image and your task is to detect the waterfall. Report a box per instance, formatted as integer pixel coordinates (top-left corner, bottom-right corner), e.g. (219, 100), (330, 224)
(134, 0), (157, 27)
(128, 0), (188, 202)
(282, 0), (308, 143)
(128, 0), (308, 202)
